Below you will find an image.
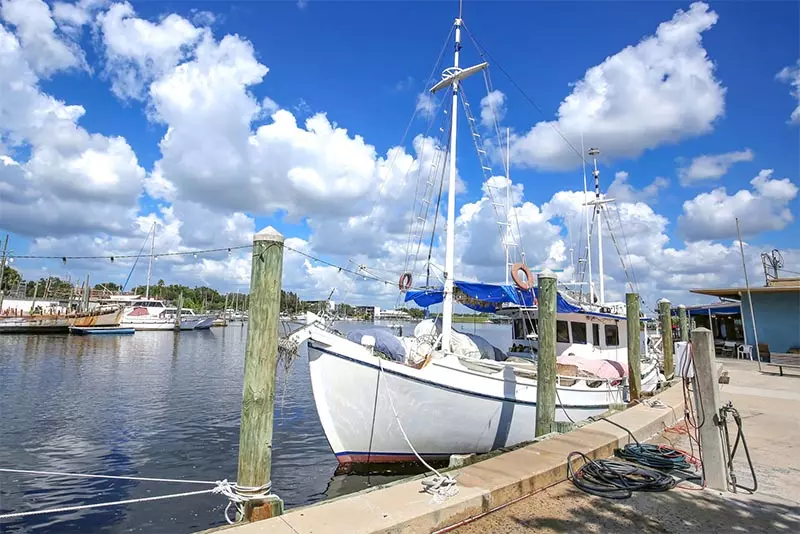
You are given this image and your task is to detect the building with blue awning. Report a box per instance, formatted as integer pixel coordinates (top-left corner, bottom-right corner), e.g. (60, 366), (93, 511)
(691, 278), (800, 355)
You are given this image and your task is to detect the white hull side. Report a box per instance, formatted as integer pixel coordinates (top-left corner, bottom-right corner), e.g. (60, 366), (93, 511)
(119, 318), (177, 331)
(306, 327), (623, 465)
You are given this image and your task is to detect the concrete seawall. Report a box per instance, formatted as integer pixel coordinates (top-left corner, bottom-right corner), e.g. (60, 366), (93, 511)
(212, 382), (686, 534)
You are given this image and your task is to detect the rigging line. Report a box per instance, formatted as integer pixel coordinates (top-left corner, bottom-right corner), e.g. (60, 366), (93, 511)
(410, 112), (451, 277)
(611, 202), (640, 294)
(401, 95), (451, 276)
(460, 23), (584, 163)
(481, 67), (527, 265)
(122, 224), (153, 292)
(601, 204), (635, 293)
(425, 126), (451, 288)
(370, 25), (455, 228)
(402, 98), (452, 278)
(457, 86), (507, 247)
(13, 244), (253, 260)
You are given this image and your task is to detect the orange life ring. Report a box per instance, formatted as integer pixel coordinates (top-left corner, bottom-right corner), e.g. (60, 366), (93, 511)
(398, 272), (413, 291)
(511, 262), (534, 290)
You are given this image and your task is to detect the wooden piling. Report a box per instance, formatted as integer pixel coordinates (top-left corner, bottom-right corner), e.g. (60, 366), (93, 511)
(237, 227), (285, 521)
(678, 304), (688, 342)
(175, 291), (183, 330)
(626, 293), (641, 402)
(535, 271), (557, 437)
(0, 234), (8, 310)
(83, 274), (90, 312)
(658, 298), (674, 379)
(691, 327), (728, 491)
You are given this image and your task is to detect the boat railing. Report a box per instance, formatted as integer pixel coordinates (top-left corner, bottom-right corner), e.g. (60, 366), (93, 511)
(454, 356), (626, 390)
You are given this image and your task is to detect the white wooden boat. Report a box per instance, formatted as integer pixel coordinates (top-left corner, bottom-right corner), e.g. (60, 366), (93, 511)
(286, 8), (658, 468)
(0, 306), (124, 334)
(289, 317), (623, 464)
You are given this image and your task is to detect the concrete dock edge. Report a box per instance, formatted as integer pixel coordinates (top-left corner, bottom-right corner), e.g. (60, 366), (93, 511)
(208, 382), (687, 534)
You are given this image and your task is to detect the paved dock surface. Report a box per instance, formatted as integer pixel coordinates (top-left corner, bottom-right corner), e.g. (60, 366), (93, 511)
(454, 360), (800, 533)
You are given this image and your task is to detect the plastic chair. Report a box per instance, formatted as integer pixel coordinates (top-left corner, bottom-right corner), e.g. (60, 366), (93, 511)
(737, 344), (753, 360)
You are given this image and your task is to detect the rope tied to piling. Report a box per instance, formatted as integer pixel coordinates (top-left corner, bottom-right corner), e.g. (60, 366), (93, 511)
(213, 479), (273, 524)
(0, 468), (273, 524)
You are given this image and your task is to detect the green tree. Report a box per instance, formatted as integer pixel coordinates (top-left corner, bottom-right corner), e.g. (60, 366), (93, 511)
(1, 265), (22, 291)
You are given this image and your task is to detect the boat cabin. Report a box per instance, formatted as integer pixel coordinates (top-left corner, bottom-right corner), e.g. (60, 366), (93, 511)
(503, 306), (629, 362)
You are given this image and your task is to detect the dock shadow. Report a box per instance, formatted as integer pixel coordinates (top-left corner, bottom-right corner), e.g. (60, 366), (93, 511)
(506, 483), (800, 533)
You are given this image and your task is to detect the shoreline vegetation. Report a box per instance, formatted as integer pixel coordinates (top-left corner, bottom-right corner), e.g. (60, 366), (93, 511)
(2, 267), (499, 321)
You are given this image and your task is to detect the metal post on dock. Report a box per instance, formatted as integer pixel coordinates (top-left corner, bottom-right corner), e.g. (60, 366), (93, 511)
(237, 226), (285, 521)
(691, 327), (728, 491)
(535, 270), (557, 437)
(626, 293), (641, 402)
(678, 304), (689, 342)
(658, 298), (674, 379)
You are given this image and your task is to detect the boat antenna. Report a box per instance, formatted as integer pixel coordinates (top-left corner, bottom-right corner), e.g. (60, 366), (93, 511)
(145, 222), (156, 299)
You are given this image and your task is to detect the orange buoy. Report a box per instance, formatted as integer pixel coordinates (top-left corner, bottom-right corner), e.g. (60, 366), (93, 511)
(510, 263), (534, 290)
(398, 272), (413, 291)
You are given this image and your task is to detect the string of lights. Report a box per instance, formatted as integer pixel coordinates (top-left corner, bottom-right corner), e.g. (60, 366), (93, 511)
(6, 242), (423, 290)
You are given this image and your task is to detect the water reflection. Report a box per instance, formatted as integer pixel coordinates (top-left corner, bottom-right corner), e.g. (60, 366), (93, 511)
(0, 321), (511, 533)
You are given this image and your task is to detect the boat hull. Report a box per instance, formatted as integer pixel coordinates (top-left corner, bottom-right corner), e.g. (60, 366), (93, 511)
(306, 328), (623, 466)
(0, 307), (124, 334)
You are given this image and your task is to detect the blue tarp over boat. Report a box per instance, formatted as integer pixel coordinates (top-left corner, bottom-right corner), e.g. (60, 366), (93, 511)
(404, 281), (582, 314)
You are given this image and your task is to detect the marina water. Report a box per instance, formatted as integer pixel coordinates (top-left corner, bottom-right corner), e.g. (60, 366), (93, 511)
(0, 321), (510, 533)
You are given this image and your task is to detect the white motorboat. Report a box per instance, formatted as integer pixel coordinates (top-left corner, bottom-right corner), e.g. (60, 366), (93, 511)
(163, 307), (211, 330)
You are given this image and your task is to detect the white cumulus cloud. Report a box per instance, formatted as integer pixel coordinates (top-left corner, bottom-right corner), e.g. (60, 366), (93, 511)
(679, 169), (798, 241)
(678, 148), (754, 185)
(1, 0), (86, 76)
(776, 59), (800, 125)
(511, 2), (724, 170)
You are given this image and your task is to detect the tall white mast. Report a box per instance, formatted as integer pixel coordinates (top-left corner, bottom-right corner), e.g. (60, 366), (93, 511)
(429, 10), (487, 352)
(504, 127), (511, 285)
(581, 134), (593, 302)
(145, 222), (155, 299)
(589, 147), (604, 304)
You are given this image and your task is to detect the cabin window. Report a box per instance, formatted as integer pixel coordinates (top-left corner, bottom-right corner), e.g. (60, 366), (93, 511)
(513, 319), (523, 339)
(571, 322), (587, 344)
(556, 320), (570, 343)
(605, 324), (620, 347)
(513, 317), (538, 339)
(592, 323), (600, 347)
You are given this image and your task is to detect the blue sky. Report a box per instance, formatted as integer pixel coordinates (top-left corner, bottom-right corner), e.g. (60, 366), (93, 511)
(1, 0), (798, 306)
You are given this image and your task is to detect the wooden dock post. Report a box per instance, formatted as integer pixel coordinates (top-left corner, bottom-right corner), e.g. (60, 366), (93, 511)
(658, 298), (674, 379)
(626, 293), (641, 402)
(678, 304), (689, 342)
(237, 226), (285, 521)
(83, 274), (90, 312)
(0, 234), (8, 310)
(536, 271), (557, 437)
(175, 293), (183, 330)
(691, 327), (728, 491)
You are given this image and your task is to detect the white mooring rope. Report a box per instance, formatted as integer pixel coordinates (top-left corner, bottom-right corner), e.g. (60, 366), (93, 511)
(377, 360), (458, 503)
(0, 468), (272, 524)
